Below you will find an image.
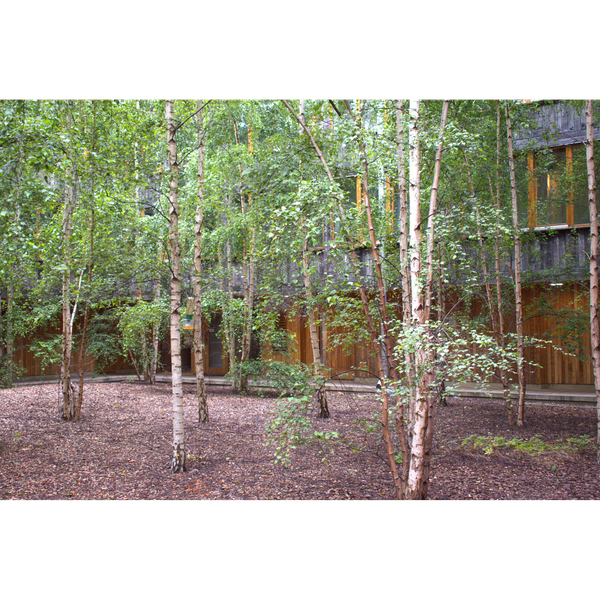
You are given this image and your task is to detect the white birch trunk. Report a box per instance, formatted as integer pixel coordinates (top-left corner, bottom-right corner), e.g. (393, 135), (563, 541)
(408, 100), (423, 323)
(194, 100), (208, 422)
(60, 104), (81, 420)
(60, 177), (76, 420)
(505, 102), (526, 426)
(397, 100), (412, 327)
(423, 100), (449, 322)
(396, 99), (417, 434)
(585, 100), (600, 456)
(420, 100), (449, 497)
(302, 232), (322, 369)
(166, 100), (185, 472)
(150, 277), (160, 385)
(492, 101), (514, 424)
(298, 100), (325, 389)
(405, 99), (435, 499)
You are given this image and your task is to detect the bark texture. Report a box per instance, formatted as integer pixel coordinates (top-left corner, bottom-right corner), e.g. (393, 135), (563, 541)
(194, 100), (208, 422)
(586, 100), (600, 456)
(166, 100), (186, 473)
(505, 102), (526, 426)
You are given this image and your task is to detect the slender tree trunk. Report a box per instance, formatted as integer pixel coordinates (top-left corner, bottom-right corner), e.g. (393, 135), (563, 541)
(60, 104), (86, 421)
(236, 124), (256, 393)
(5, 284), (14, 387)
(297, 105), (329, 418)
(397, 100), (411, 311)
(60, 170), (76, 420)
(74, 102), (97, 419)
(585, 100), (600, 457)
(75, 293), (89, 419)
(302, 234), (322, 369)
(423, 101), (449, 322)
(298, 100), (320, 363)
(239, 244), (256, 393)
(74, 206), (94, 421)
(408, 101), (423, 320)
(344, 101), (396, 377)
(166, 99), (185, 473)
(396, 99), (417, 403)
(406, 100), (449, 500)
(149, 275), (160, 384)
(194, 100), (208, 422)
(219, 224), (238, 391)
(302, 231), (329, 418)
(406, 120), (430, 497)
(493, 101), (514, 425)
(232, 120), (256, 394)
(505, 102), (526, 426)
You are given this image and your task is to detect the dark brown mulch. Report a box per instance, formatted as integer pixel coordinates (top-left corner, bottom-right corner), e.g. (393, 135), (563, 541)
(0, 381), (598, 500)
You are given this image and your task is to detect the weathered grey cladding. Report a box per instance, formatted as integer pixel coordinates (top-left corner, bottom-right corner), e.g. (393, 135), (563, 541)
(514, 101), (600, 151)
(199, 243), (381, 301)
(199, 226), (591, 300)
(445, 227), (590, 285)
(520, 227), (589, 282)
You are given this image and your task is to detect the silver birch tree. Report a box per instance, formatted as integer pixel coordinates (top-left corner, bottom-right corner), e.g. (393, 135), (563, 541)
(194, 99), (209, 422)
(405, 99), (449, 499)
(505, 101), (526, 426)
(166, 99), (185, 472)
(297, 102), (328, 417)
(397, 100), (411, 327)
(494, 101), (514, 425)
(283, 99), (448, 499)
(585, 99), (600, 454)
(60, 105), (77, 420)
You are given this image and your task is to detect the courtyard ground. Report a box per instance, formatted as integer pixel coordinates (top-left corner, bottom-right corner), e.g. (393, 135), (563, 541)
(1, 381), (599, 500)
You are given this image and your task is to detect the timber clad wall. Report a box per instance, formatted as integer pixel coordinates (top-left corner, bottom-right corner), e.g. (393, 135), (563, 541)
(14, 328), (131, 378)
(10, 252), (593, 387)
(177, 306), (381, 382)
(12, 277), (593, 387)
(523, 283), (593, 386)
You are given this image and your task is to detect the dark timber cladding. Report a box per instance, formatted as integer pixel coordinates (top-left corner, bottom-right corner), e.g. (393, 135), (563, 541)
(520, 227), (590, 281)
(514, 101), (600, 150)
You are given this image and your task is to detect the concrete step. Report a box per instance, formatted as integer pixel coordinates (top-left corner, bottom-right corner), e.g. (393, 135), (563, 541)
(8, 373), (597, 406)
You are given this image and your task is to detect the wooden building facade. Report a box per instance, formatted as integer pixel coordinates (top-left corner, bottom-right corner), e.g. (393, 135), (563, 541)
(174, 100), (599, 388)
(6, 101), (599, 390)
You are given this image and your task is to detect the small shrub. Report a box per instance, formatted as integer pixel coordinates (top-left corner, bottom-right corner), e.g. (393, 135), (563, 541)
(266, 393), (339, 466)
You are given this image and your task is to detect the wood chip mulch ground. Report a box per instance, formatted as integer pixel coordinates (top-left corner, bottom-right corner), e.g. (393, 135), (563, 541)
(1, 381), (599, 500)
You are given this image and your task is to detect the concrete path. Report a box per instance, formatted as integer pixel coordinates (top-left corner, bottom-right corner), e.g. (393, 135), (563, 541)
(9, 372), (596, 407)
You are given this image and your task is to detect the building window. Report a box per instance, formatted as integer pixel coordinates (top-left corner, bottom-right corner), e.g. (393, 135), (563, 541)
(271, 313), (289, 353)
(571, 144), (590, 225)
(208, 314), (223, 368)
(525, 144), (590, 228)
